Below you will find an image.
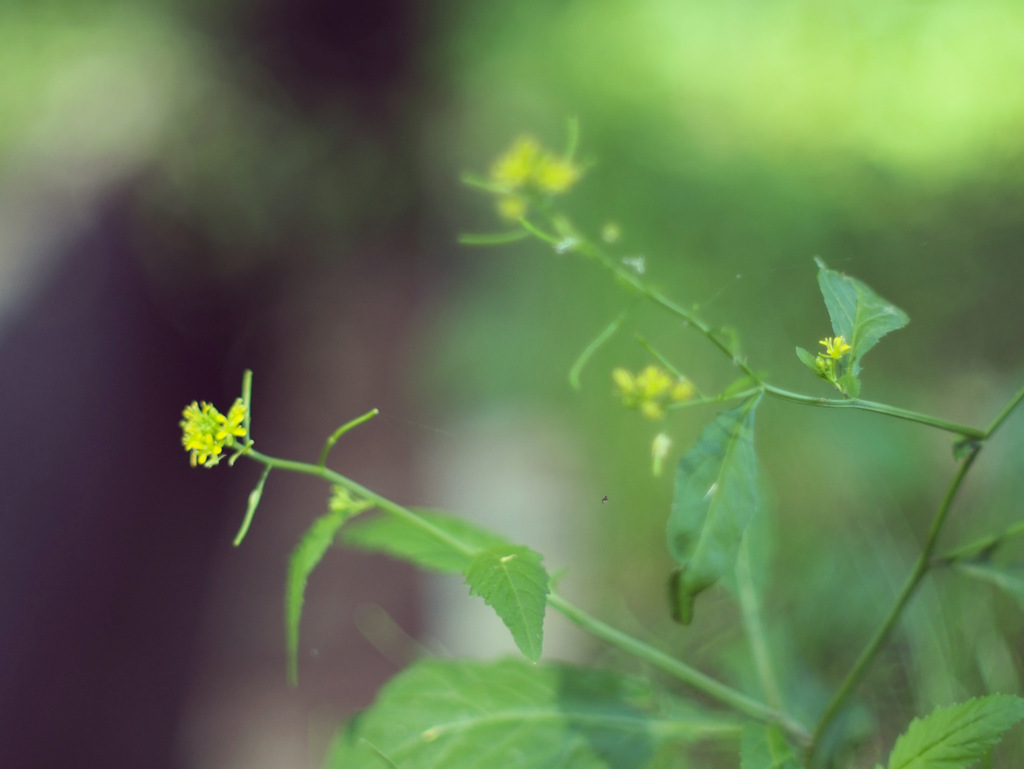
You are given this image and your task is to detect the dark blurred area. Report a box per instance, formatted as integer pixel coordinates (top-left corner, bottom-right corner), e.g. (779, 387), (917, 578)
(1, 0), (1024, 766)
(0, 1), (433, 766)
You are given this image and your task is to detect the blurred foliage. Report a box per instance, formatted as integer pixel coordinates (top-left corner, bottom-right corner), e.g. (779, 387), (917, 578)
(427, 1), (1024, 762)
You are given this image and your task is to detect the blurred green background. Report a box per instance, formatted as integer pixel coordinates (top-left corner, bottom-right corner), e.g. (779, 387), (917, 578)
(2, 0), (1023, 766)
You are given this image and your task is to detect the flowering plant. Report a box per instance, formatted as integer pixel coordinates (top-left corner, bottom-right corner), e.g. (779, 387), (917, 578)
(181, 130), (1024, 769)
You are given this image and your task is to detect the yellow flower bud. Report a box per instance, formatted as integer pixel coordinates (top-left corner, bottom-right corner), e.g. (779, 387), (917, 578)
(640, 400), (664, 420)
(497, 195), (528, 221)
(670, 379), (696, 402)
(612, 368), (636, 396)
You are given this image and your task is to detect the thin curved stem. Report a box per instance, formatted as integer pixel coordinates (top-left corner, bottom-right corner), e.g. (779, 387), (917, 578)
(243, 446), (475, 558)
(548, 592), (810, 745)
(763, 385), (986, 439)
(569, 307), (633, 390)
(237, 446), (810, 744)
(934, 519), (1024, 566)
(318, 408), (380, 468)
(807, 445), (981, 765)
(735, 539), (784, 711)
(537, 221), (985, 439)
(985, 380), (1024, 437)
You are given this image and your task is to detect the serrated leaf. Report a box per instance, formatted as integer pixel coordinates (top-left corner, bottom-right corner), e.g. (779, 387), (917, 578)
(954, 562), (1024, 609)
(740, 723), (804, 769)
(465, 545), (550, 661)
(340, 508), (509, 573)
(668, 396), (761, 624)
(286, 504), (362, 685)
(887, 695), (1024, 769)
(814, 258), (909, 383)
(323, 658), (742, 769)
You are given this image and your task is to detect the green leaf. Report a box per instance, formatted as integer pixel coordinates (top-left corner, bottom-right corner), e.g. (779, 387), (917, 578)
(465, 545), (550, 662)
(886, 695), (1024, 769)
(740, 723), (804, 769)
(953, 562), (1024, 609)
(814, 257), (909, 384)
(838, 372), (861, 399)
(322, 658), (742, 769)
(668, 395), (761, 624)
(286, 501), (365, 685)
(794, 346), (819, 374)
(340, 508), (509, 573)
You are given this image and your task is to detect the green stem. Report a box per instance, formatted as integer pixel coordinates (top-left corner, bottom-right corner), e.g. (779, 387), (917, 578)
(735, 539), (784, 711)
(570, 238), (760, 380)
(243, 447), (475, 558)
(985, 380), (1024, 437)
(635, 334), (687, 382)
(763, 385), (986, 439)
(318, 408), (380, 468)
(459, 230), (529, 246)
(934, 519), (1024, 565)
(241, 369), (253, 443)
(518, 217), (561, 245)
(548, 592), (810, 745)
(543, 223), (991, 440)
(808, 445), (981, 765)
(238, 446), (809, 743)
(510, 207), (1002, 444)
(569, 308), (632, 390)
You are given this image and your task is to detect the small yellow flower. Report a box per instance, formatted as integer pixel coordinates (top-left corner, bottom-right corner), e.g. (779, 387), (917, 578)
(640, 400), (664, 420)
(612, 368), (636, 396)
(180, 398), (247, 468)
(819, 335), (852, 360)
(533, 156), (581, 194)
(635, 365), (672, 400)
(670, 379), (696, 402)
(614, 365), (694, 421)
(487, 135), (583, 221)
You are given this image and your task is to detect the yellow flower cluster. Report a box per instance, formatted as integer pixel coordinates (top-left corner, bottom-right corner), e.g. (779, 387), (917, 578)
(490, 136), (581, 220)
(819, 335), (852, 360)
(814, 335), (853, 386)
(180, 398), (246, 467)
(613, 365), (696, 420)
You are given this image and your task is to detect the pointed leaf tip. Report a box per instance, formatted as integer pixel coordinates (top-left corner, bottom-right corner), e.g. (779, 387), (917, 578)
(814, 260), (908, 390)
(465, 545), (550, 661)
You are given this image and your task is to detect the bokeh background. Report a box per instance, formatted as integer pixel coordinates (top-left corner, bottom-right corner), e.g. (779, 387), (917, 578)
(2, 0), (1024, 767)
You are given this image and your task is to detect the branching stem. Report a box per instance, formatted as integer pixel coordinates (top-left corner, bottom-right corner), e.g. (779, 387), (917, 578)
(237, 446), (809, 744)
(807, 445), (980, 765)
